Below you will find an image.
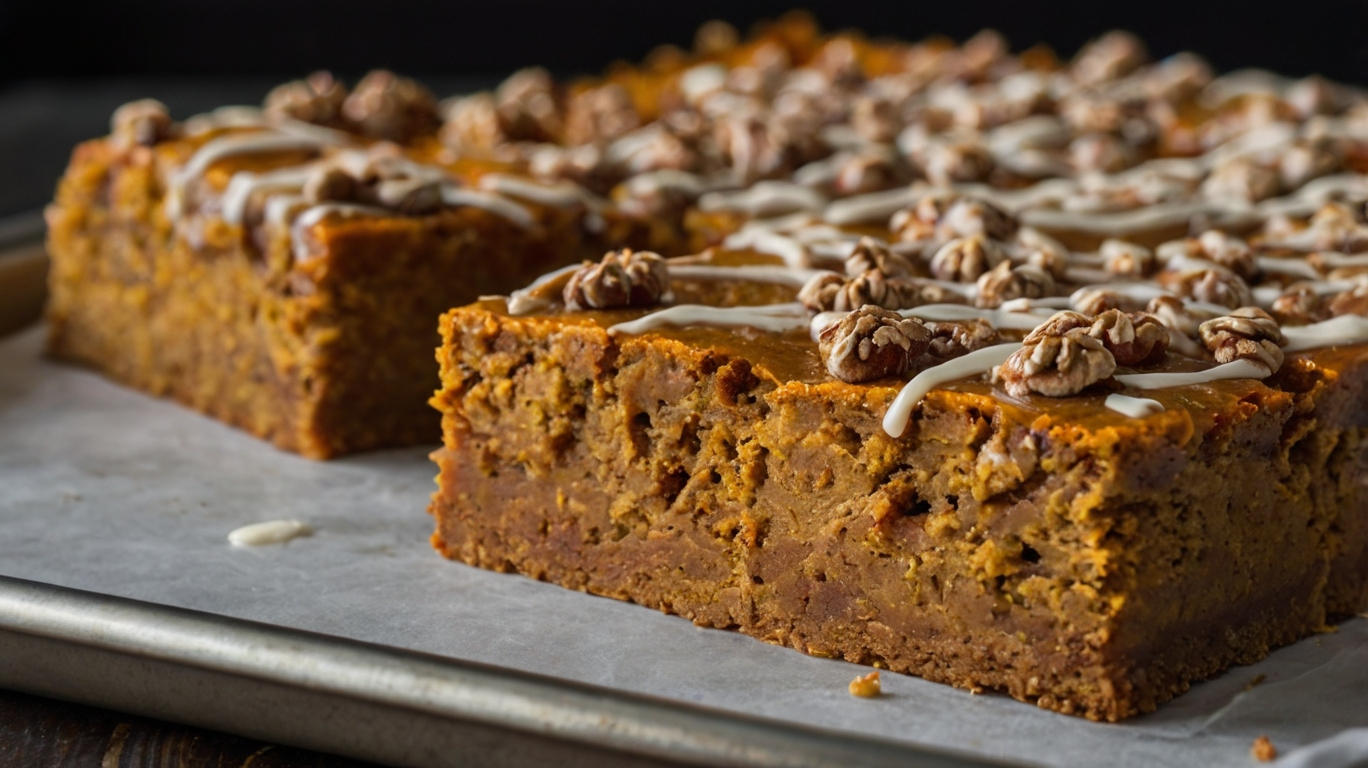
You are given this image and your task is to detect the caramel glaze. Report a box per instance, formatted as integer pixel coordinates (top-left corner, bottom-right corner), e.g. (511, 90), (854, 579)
(482, 245), (1368, 442)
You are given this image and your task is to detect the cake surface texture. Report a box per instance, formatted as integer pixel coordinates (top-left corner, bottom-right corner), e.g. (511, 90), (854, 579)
(425, 16), (1368, 720)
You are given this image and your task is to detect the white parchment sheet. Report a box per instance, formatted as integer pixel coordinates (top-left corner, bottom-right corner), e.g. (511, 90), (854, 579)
(1, 327), (1365, 768)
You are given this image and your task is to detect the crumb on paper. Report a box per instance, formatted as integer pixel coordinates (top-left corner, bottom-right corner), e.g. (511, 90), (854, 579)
(1244, 674), (1267, 690)
(848, 671), (881, 698)
(1251, 735), (1277, 762)
(1314, 623), (1340, 634)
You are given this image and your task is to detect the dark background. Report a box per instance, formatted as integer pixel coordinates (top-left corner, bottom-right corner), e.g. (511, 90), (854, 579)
(1, 0), (1366, 218)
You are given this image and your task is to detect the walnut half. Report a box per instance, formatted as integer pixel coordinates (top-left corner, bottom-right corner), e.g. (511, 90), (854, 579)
(994, 311), (1117, 397)
(818, 305), (931, 383)
(563, 250), (670, 311)
(1199, 307), (1285, 373)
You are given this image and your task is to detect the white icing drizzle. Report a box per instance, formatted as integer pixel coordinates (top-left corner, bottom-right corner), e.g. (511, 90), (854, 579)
(698, 181), (828, 218)
(1021, 200), (1218, 235)
(289, 203), (392, 260)
(1104, 394), (1165, 418)
(171, 131), (336, 211)
(607, 303), (809, 336)
(220, 165), (316, 226)
(507, 264), (582, 315)
(440, 187), (536, 229)
(671, 264), (834, 287)
(1315, 252), (1368, 270)
(722, 228), (814, 267)
(1282, 314), (1368, 352)
(1255, 256), (1321, 280)
(823, 187), (917, 225)
(882, 343), (1022, 438)
(902, 304), (1050, 329)
(1114, 358), (1271, 388)
(623, 169), (710, 198)
(479, 173), (600, 210)
(228, 519), (312, 547)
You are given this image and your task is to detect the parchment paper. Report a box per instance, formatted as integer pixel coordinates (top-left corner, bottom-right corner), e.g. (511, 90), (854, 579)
(1, 327), (1365, 768)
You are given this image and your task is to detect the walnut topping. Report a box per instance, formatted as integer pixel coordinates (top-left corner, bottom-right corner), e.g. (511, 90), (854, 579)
(833, 152), (906, 196)
(942, 197), (1018, 241)
(1069, 132), (1135, 173)
(974, 262), (1054, 308)
(851, 94), (902, 143)
(1100, 239), (1155, 277)
(694, 19), (740, 55)
(495, 68), (563, 142)
(1071, 288), (1144, 315)
(923, 318), (999, 361)
(1195, 229), (1259, 282)
(1199, 307), (1285, 372)
(302, 166), (357, 203)
(818, 305), (931, 383)
(1271, 284), (1331, 325)
(799, 269), (907, 313)
(264, 71), (348, 126)
(845, 237), (915, 278)
(565, 84), (641, 147)
(1013, 228), (1070, 280)
(995, 311), (1116, 397)
(1279, 136), (1343, 190)
(563, 249), (669, 311)
(110, 99), (176, 148)
(1070, 31), (1149, 87)
(930, 235), (1007, 282)
(1329, 278), (1368, 317)
(1088, 309), (1169, 366)
(1201, 156), (1281, 203)
(1146, 295), (1202, 337)
(341, 70), (439, 143)
(439, 93), (505, 154)
(1162, 267), (1254, 310)
(918, 138), (995, 185)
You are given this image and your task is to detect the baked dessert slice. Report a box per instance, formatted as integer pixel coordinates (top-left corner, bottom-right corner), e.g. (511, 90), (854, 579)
(429, 232), (1368, 721)
(44, 76), (656, 458)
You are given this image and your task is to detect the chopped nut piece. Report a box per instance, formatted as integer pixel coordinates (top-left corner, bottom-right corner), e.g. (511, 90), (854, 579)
(110, 99), (176, 148)
(1089, 309), (1169, 366)
(924, 319), (999, 361)
(264, 71), (348, 126)
(342, 70), (440, 143)
(819, 306), (930, 383)
(1250, 735), (1277, 762)
(996, 311), (1117, 397)
(799, 269), (943, 313)
(1199, 307), (1285, 372)
(1101, 239), (1155, 277)
(930, 235), (1007, 283)
(563, 250), (669, 311)
(1272, 284), (1330, 325)
(848, 670), (882, 698)
(833, 152), (905, 196)
(845, 237), (915, 279)
(974, 262), (1054, 308)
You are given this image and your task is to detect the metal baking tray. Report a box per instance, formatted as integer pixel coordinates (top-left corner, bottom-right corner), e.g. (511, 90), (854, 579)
(2, 212), (1366, 768)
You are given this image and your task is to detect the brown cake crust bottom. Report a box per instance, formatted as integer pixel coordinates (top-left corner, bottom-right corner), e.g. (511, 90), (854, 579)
(429, 305), (1368, 721)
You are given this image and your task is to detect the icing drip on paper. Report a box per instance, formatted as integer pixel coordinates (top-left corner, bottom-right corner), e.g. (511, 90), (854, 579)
(608, 303), (810, 336)
(1105, 394), (1165, 418)
(228, 520), (313, 547)
(882, 344), (1022, 438)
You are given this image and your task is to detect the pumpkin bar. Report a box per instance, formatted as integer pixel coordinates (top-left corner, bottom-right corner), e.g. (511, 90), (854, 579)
(429, 234), (1368, 721)
(44, 74), (661, 458)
